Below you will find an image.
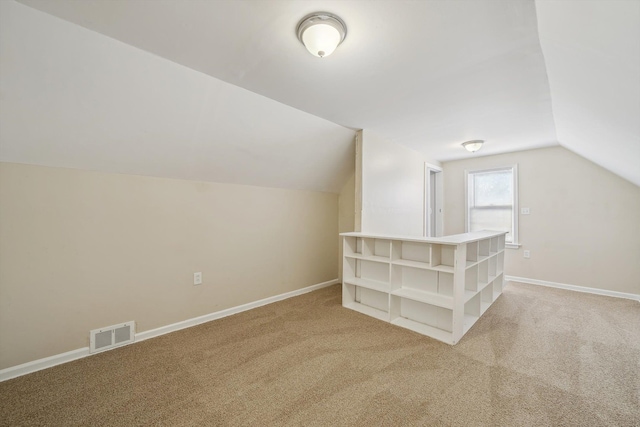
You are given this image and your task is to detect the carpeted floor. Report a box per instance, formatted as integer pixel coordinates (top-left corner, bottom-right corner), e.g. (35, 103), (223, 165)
(1, 282), (639, 426)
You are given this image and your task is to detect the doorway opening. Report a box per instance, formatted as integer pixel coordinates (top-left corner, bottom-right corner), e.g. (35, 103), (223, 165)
(425, 164), (443, 237)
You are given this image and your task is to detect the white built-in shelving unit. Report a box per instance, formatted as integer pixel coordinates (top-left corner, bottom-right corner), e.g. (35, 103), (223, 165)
(341, 230), (506, 344)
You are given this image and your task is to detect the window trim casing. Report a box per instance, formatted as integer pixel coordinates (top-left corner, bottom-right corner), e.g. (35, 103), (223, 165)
(464, 164), (519, 248)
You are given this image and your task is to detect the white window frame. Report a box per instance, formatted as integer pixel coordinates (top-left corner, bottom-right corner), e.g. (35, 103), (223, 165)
(464, 164), (519, 248)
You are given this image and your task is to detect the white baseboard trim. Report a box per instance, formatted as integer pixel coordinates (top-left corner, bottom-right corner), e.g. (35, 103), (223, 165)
(135, 278), (339, 342)
(0, 278), (339, 382)
(0, 347), (90, 382)
(505, 275), (640, 302)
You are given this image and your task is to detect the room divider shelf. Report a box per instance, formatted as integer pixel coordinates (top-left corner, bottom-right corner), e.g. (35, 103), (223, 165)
(341, 230), (507, 345)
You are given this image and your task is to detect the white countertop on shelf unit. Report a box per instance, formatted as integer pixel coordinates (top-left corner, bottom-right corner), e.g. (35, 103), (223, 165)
(340, 230), (507, 245)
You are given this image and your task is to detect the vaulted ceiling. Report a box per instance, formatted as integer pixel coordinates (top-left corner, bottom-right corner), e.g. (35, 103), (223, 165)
(1, 0), (638, 190)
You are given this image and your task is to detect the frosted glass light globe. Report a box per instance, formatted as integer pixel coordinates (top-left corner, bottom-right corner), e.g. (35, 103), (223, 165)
(296, 13), (347, 59)
(462, 140), (484, 153)
(302, 23), (341, 58)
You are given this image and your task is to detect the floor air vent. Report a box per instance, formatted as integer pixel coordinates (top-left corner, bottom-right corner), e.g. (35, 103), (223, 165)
(90, 321), (135, 353)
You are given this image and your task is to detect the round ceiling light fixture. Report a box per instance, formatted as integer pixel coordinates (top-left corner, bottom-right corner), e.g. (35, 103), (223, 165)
(462, 140), (484, 153)
(296, 12), (347, 58)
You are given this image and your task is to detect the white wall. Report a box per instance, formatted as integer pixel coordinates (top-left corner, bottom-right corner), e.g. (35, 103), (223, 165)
(360, 130), (439, 236)
(443, 146), (640, 296)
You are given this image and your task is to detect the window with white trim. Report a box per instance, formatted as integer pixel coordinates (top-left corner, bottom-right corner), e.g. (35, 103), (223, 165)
(465, 165), (518, 245)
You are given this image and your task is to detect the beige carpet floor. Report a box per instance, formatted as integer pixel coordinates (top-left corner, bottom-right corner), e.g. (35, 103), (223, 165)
(1, 282), (639, 426)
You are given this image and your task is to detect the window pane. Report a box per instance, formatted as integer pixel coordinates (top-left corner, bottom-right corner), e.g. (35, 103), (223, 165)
(468, 167), (515, 244)
(474, 171), (512, 206)
(469, 207), (513, 243)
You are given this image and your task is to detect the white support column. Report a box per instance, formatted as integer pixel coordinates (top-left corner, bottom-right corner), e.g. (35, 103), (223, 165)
(451, 243), (467, 344)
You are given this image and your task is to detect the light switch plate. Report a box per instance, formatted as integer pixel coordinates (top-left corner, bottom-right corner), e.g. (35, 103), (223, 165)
(523, 250), (530, 259)
(194, 272), (202, 285)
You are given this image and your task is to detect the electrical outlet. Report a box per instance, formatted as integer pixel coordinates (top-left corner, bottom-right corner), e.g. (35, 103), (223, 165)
(194, 272), (202, 285)
(523, 250), (530, 259)
(521, 207), (530, 215)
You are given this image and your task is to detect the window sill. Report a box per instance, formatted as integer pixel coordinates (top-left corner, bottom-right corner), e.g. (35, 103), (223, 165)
(506, 243), (521, 249)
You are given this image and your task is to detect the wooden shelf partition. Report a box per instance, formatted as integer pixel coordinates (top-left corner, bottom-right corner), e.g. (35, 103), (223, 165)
(341, 231), (507, 345)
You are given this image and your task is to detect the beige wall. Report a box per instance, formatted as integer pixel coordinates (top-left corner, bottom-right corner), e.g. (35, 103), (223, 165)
(0, 163), (339, 369)
(338, 173), (356, 280)
(443, 146), (640, 296)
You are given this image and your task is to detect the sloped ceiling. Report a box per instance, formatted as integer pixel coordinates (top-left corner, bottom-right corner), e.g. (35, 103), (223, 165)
(0, 1), (356, 193)
(2, 0), (638, 189)
(536, 0), (640, 186)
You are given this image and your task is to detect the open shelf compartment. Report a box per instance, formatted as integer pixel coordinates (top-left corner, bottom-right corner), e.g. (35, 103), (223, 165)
(493, 273), (504, 299)
(430, 244), (455, 272)
(465, 264), (478, 292)
(466, 241), (478, 263)
(479, 238), (490, 257)
(343, 257), (390, 292)
(390, 295), (453, 343)
(481, 284), (493, 313)
(343, 282), (389, 322)
(392, 240), (431, 267)
(464, 292), (481, 333)
(478, 259), (489, 289)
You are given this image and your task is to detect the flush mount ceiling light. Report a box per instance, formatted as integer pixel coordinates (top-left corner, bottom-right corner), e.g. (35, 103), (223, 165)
(296, 12), (347, 58)
(462, 140), (484, 153)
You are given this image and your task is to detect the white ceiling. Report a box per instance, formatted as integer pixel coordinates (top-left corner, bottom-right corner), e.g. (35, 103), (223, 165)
(536, 0), (640, 186)
(3, 0), (639, 188)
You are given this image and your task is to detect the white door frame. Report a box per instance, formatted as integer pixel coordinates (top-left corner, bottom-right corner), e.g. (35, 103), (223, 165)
(424, 163), (443, 237)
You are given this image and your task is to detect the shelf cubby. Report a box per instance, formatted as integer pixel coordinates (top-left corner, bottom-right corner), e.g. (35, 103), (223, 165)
(357, 287), (388, 311)
(465, 264), (478, 292)
(481, 285), (493, 313)
(343, 236), (360, 258)
(392, 240), (430, 264)
(488, 255), (497, 279)
(369, 238), (391, 258)
(343, 257), (389, 294)
(344, 237), (391, 263)
(464, 293), (481, 333)
(490, 236), (499, 253)
(493, 273), (504, 299)
(359, 259), (389, 283)
(342, 283), (389, 322)
(341, 231), (507, 345)
(478, 260), (489, 289)
(438, 271), (454, 297)
(390, 288), (452, 310)
(390, 295), (453, 334)
(390, 265), (454, 309)
(479, 239), (491, 257)
(466, 241), (479, 263)
(431, 244), (455, 272)
(345, 237), (392, 261)
(497, 252), (504, 275)
(392, 265), (437, 294)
